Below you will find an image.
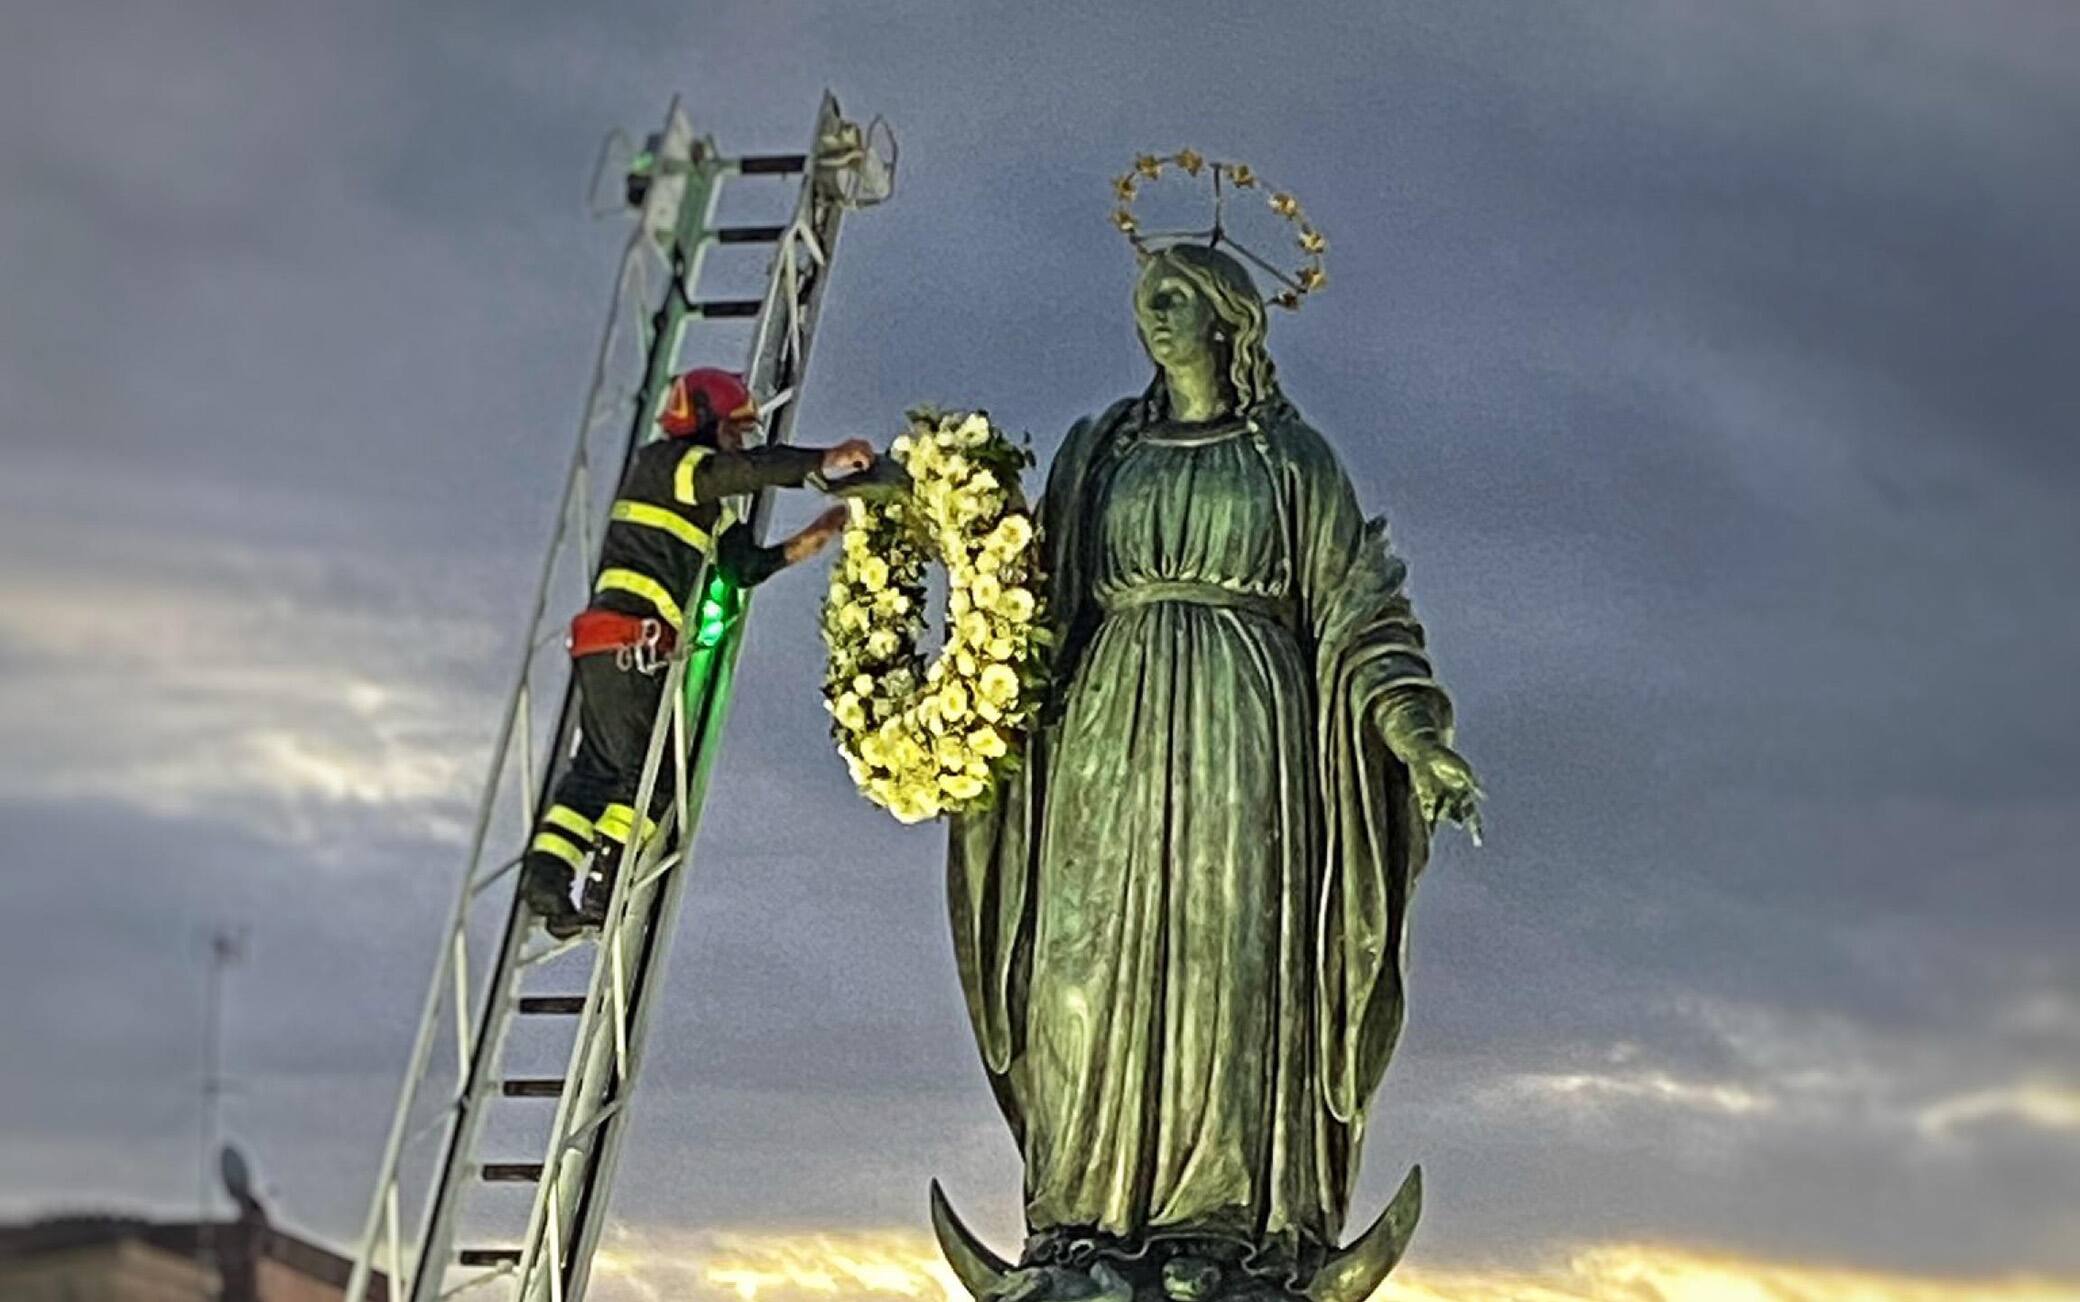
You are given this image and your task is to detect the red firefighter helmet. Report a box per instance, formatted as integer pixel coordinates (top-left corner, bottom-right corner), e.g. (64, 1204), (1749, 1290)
(659, 368), (758, 438)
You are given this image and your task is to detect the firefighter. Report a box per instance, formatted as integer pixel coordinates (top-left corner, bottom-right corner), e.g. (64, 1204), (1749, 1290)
(519, 367), (873, 937)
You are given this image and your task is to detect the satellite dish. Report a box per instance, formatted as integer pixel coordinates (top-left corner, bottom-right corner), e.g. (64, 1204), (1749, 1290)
(220, 1143), (256, 1207)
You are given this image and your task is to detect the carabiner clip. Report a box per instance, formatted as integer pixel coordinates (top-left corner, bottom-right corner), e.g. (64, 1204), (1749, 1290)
(631, 618), (667, 675)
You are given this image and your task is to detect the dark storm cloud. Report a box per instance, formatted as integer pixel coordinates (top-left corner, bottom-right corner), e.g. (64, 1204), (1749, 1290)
(3, 0), (2076, 1283)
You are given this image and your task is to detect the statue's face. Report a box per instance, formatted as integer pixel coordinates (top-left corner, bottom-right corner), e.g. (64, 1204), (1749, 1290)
(1135, 262), (1218, 371)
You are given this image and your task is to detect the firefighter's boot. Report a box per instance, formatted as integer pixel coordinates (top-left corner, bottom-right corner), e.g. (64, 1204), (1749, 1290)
(519, 856), (586, 940)
(574, 856), (620, 931)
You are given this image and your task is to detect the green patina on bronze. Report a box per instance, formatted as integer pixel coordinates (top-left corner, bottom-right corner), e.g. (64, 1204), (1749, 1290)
(936, 246), (1479, 1302)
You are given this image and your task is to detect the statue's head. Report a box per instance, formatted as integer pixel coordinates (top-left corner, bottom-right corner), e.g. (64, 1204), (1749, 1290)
(1133, 244), (1279, 414)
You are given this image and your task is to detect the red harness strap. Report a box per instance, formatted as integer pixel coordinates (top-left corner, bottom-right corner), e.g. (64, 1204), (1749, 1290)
(567, 609), (678, 662)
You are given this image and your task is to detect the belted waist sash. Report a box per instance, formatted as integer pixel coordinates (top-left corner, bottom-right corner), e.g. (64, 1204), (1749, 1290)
(1096, 580), (1293, 625)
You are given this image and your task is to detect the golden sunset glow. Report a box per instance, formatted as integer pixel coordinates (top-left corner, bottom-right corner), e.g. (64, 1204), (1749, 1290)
(585, 1225), (2080, 1302)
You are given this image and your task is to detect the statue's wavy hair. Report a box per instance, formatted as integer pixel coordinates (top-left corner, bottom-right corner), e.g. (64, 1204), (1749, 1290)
(1136, 243), (1281, 416)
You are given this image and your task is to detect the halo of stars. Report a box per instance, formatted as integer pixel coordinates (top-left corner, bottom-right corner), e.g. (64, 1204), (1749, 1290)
(1110, 150), (1327, 311)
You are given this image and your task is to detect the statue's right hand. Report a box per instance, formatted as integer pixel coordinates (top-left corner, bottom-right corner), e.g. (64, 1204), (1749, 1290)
(822, 438), (875, 478)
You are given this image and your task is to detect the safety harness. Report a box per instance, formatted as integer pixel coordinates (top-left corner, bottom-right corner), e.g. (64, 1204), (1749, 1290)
(567, 609), (677, 674)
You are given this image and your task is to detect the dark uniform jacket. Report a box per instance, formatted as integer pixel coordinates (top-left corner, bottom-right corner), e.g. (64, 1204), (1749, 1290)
(589, 438), (824, 633)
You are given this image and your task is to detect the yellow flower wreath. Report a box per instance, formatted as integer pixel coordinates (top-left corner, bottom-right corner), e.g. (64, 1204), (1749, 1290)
(820, 409), (1049, 824)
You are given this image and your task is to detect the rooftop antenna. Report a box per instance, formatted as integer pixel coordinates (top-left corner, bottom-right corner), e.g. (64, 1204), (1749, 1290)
(197, 925), (247, 1293)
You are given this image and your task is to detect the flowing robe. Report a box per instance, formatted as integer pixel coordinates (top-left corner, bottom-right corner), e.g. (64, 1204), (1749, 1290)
(949, 387), (1450, 1277)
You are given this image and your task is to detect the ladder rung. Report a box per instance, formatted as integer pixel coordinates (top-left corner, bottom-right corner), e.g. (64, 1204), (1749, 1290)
(736, 153), (806, 175)
(480, 1162), (544, 1183)
(502, 1078), (564, 1099)
(716, 224), (786, 244)
(459, 1249), (521, 1268)
(517, 996), (584, 1015)
(692, 299), (762, 319)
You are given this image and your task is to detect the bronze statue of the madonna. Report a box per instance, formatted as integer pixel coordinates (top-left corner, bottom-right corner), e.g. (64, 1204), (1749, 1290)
(928, 160), (1480, 1302)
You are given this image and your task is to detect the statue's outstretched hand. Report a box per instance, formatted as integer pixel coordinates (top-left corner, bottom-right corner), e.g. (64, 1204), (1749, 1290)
(1404, 739), (1484, 846)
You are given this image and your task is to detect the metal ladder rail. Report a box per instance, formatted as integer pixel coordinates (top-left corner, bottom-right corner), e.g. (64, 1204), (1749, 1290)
(404, 122), (832, 1299)
(509, 93), (857, 1302)
(347, 91), (868, 1302)
(342, 99), (713, 1302)
(396, 121), (737, 1302)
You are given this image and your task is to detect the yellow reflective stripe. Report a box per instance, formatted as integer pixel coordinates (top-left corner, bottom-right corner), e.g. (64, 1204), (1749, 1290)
(543, 805), (594, 841)
(596, 803), (659, 845)
(610, 498), (713, 554)
(593, 569), (684, 630)
(674, 446), (712, 505)
(529, 830), (588, 870)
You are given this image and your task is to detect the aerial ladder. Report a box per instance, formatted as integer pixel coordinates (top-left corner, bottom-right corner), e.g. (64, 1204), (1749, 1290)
(343, 94), (894, 1302)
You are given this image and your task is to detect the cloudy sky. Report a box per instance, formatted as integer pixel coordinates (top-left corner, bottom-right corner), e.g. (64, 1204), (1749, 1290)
(4, 2), (2078, 1298)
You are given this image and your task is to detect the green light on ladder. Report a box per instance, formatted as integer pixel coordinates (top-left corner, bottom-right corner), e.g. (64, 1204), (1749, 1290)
(695, 574), (735, 648)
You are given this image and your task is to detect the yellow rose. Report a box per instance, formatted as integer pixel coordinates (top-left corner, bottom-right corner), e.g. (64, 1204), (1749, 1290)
(979, 663), (1019, 706)
(866, 629), (900, 659)
(892, 789), (941, 824)
(834, 693), (867, 731)
(858, 555), (889, 591)
(934, 734), (967, 770)
(958, 611), (990, 645)
(939, 681), (971, 720)
(994, 514), (1033, 552)
(997, 587), (1035, 621)
(970, 574), (1002, 608)
(942, 773), (986, 801)
(968, 726), (1008, 759)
